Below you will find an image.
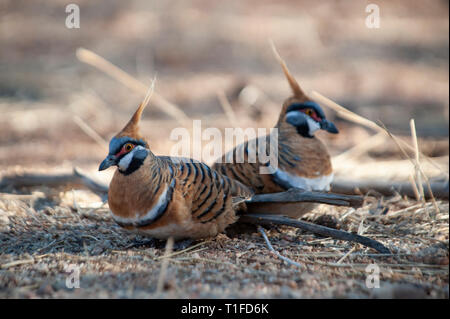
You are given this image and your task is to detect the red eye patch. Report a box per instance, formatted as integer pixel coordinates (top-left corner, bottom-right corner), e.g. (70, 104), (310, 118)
(115, 148), (127, 157)
(115, 143), (134, 157)
(301, 109), (321, 122)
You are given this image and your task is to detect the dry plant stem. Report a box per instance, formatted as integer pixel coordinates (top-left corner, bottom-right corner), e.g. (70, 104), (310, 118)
(73, 115), (108, 150)
(336, 246), (356, 264)
(380, 122), (441, 210)
(72, 168), (109, 200)
(1, 259), (35, 269)
(408, 175), (421, 201)
(154, 240), (211, 260)
(0, 168), (109, 197)
(241, 214), (391, 254)
(410, 119), (440, 213)
(76, 48), (190, 126)
(217, 90), (238, 126)
(311, 91), (449, 178)
(410, 119), (425, 201)
(247, 188), (364, 207)
(156, 237), (174, 294)
(257, 226), (303, 268)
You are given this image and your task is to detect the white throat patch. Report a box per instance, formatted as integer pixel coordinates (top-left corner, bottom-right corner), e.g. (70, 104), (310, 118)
(274, 169), (333, 191)
(306, 117), (321, 136)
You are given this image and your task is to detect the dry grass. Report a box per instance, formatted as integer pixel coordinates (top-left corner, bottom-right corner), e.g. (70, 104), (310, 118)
(0, 186), (448, 298)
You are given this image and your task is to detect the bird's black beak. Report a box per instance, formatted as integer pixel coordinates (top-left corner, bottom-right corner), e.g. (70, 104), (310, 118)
(320, 119), (339, 134)
(99, 155), (117, 171)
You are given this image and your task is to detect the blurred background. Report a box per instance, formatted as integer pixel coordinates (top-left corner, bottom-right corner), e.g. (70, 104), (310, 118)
(0, 0), (448, 181)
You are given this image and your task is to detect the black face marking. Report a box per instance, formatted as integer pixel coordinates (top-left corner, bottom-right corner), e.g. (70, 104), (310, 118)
(118, 147), (149, 175)
(295, 124), (313, 138)
(285, 111), (314, 138)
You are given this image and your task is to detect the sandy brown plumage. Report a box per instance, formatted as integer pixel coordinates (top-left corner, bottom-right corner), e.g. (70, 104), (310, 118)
(101, 92), (252, 240)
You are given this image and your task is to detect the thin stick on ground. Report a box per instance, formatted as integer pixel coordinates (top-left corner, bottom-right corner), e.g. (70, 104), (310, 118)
(247, 188), (364, 207)
(257, 226), (303, 268)
(156, 237), (174, 294)
(336, 247), (356, 264)
(76, 48), (190, 126)
(337, 217), (369, 264)
(1, 259), (35, 269)
(241, 214), (391, 254)
(154, 240), (211, 260)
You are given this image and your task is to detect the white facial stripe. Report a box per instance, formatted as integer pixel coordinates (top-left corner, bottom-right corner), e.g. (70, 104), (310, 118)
(274, 169), (333, 191)
(111, 184), (169, 225)
(118, 145), (145, 171)
(306, 117), (321, 136)
(118, 152), (133, 171)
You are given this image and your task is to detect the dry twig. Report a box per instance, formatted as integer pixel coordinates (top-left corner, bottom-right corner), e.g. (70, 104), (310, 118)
(73, 115), (108, 150)
(156, 237), (174, 294)
(257, 226), (303, 268)
(217, 90), (238, 126)
(311, 91), (449, 178)
(247, 188), (364, 207)
(76, 48), (190, 126)
(241, 214), (391, 254)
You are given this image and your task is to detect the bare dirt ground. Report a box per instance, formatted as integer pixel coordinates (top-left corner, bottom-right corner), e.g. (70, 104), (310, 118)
(0, 0), (448, 298)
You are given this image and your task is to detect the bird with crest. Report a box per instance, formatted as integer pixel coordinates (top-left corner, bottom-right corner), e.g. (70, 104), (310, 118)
(212, 45), (339, 218)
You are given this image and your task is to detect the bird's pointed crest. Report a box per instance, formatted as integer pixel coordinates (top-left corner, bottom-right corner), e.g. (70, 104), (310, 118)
(115, 80), (155, 140)
(270, 40), (307, 99)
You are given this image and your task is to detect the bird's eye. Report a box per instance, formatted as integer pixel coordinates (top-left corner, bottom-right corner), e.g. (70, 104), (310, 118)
(305, 109), (314, 116)
(124, 143), (134, 152)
